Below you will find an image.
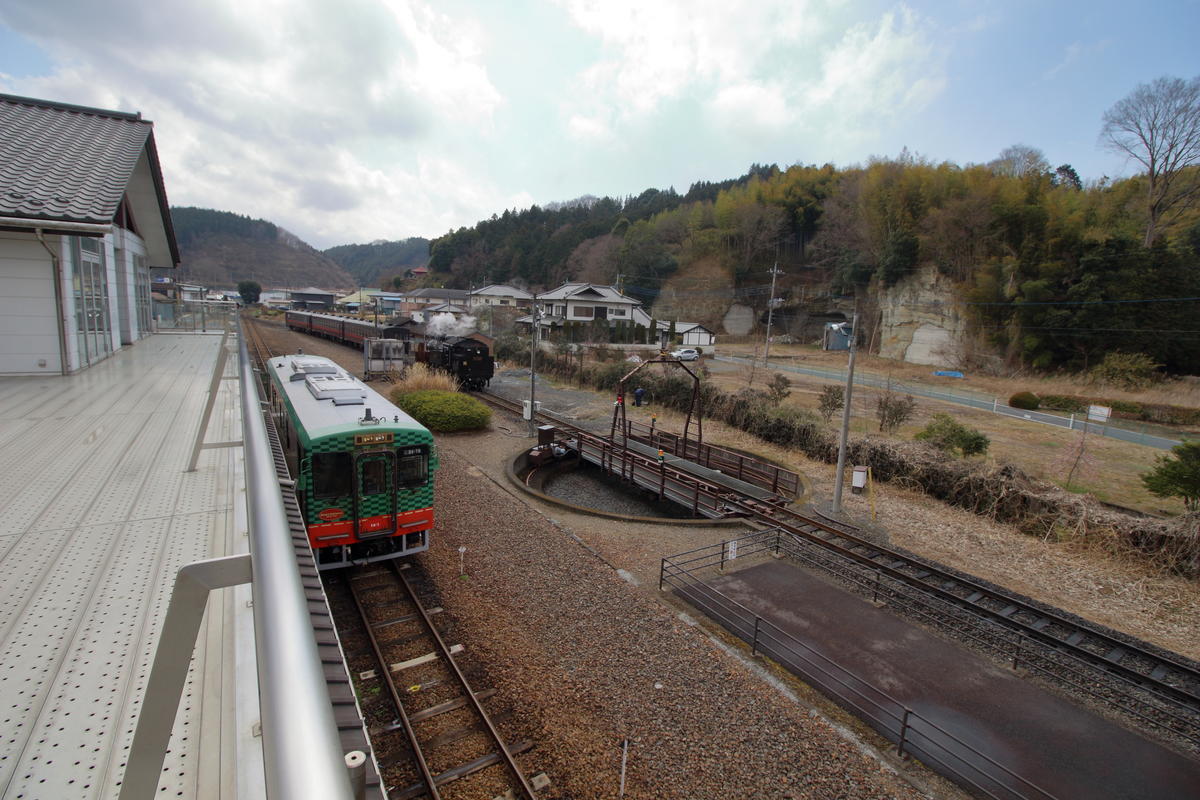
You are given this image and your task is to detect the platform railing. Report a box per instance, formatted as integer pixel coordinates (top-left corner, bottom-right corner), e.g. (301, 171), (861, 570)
(120, 323), (355, 800)
(660, 530), (1059, 800)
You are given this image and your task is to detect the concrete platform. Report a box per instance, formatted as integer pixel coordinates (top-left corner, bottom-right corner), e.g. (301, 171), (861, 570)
(0, 333), (255, 799)
(689, 559), (1200, 800)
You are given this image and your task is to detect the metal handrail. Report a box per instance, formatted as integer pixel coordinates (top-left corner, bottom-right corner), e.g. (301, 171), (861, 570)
(660, 531), (1059, 800)
(238, 324), (356, 799)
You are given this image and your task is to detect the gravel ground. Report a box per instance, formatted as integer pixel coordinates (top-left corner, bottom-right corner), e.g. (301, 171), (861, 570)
(249, 320), (944, 799)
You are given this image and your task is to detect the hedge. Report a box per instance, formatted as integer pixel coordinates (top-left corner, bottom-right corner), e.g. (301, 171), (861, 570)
(392, 390), (491, 432)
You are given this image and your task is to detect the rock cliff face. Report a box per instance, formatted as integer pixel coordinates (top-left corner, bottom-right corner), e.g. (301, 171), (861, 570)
(878, 266), (967, 366)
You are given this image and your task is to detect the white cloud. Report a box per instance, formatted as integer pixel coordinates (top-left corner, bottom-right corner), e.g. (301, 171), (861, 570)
(557, 1), (945, 154)
(0, 0), (508, 247)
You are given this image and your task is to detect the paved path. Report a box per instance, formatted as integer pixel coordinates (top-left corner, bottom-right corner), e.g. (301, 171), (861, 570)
(685, 559), (1200, 800)
(715, 354), (1185, 450)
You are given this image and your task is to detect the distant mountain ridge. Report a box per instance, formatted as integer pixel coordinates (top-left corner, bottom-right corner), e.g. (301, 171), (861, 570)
(171, 207), (354, 289)
(322, 238), (430, 288)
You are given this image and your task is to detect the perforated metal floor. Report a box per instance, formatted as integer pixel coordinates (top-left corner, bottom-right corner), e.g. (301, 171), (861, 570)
(0, 334), (247, 800)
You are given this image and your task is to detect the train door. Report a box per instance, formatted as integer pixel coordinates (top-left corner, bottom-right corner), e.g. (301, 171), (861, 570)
(354, 451), (397, 538)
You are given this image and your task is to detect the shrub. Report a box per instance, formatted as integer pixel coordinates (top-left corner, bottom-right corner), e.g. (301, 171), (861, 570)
(1089, 351), (1162, 390)
(915, 414), (990, 457)
(766, 373), (791, 405)
(818, 385), (844, 423)
(1038, 394), (1087, 413)
(1009, 391), (1040, 410)
(392, 390), (491, 432)
(1109, 399), (1143, 415)
(876, 392), (916, 433)
(1142, 441), (1200, 512)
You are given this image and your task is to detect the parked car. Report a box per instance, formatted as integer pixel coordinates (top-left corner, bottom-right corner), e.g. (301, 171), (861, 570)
(670, 348), (700, 361)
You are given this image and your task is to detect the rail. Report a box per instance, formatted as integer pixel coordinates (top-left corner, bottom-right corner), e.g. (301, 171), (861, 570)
(661, 530), (1060, 800)
(238, 322), (358, 798)
(121, 321), (355, 800)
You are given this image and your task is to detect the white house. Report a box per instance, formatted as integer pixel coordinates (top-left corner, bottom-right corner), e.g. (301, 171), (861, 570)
(0, 93), (180, 375)
(535, 282), (642, 323)
(470, 284), (532, 309)
(673, 322), (716, 347)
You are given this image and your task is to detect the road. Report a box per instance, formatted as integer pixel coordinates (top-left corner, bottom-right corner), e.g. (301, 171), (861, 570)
(715, 355), (1185, 451)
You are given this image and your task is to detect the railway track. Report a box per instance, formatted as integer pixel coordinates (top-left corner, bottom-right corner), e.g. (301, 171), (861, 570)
(481, 387), (1200, 754)
(342, 561), (544, 799)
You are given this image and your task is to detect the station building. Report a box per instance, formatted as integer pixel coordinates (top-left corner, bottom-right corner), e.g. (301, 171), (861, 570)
(0, 93), (179, 375)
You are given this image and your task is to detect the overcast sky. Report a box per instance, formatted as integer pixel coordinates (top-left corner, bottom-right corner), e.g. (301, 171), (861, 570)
(2, 1), (1198, 250)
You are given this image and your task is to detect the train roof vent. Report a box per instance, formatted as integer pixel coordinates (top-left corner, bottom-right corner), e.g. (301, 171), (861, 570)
(290, 357), (339, 376)
(305, 374), (366, 404)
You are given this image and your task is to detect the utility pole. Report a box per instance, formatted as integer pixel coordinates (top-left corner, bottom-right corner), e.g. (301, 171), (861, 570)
(528, 292), (539, 437)
(832, 312), (859, 515)
(763, 261), (783, 364)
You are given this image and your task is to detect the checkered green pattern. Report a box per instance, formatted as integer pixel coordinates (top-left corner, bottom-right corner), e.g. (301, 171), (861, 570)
(299, 427), (436, 525)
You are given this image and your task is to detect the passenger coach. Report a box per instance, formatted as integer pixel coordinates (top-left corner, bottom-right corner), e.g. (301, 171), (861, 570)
(264, 354), (436, 569)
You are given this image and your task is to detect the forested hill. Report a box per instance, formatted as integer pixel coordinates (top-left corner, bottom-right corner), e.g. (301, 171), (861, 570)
(322, 238), (430, 288)
(171, 207), (354, 289)
(427, 156), (1200, 375)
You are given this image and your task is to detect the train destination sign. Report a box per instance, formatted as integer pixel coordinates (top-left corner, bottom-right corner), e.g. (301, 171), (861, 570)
(355, 432), (395, 446)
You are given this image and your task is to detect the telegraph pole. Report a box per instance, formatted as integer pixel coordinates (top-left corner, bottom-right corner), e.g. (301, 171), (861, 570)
(832, 312), (859, 514)
(763, 261), (783, 364)
(528, 292), (539, 437)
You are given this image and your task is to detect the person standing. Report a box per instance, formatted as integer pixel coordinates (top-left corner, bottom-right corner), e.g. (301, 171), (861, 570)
(634, 386), (645, 407)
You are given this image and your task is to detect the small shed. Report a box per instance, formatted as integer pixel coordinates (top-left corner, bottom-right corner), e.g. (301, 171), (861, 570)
(822, 322), (851, 351)
(290, 287), (336, 309)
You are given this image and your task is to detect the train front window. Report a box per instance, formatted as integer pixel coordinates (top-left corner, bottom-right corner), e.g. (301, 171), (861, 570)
(312, 453), (352, 498)
(397, 446), (428, 487)
(360, 457), (390, 496)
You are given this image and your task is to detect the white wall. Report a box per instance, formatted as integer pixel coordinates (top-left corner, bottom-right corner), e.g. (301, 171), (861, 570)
(0, 232), (61, 375)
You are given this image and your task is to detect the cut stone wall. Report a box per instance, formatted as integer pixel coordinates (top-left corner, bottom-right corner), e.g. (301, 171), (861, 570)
(878, 266), (966, 366)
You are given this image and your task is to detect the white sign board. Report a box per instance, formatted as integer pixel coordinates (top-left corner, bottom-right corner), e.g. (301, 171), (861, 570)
(1087, 405), (1111, 423)
(726, 540), (738, 561)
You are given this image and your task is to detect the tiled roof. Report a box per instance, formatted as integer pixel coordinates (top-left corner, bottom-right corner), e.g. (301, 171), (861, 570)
(0, 94), (152, 224)
(472, 284), (532, 299)
(537, 282), (638, 303)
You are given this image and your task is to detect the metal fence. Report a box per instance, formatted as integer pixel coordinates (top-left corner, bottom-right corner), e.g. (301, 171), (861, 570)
(715, 354), (1188, 449)
(660, 529), (1061, 800)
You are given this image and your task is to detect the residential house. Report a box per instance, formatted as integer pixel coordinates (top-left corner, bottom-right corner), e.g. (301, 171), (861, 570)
(470, 284), (533, 310)
(398, 287), (470, 317)
(0, 93), (180, 374)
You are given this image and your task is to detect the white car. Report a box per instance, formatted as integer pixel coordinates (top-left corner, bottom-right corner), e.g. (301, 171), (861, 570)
(670, 348), (700, 361)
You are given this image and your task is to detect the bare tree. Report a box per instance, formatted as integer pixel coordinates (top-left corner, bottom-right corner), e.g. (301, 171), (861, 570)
(988, 144), (1050, 179)
(1101, 76), (1200, 246)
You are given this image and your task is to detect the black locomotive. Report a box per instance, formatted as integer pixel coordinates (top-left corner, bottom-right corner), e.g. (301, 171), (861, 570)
(420, 336), (494, 391)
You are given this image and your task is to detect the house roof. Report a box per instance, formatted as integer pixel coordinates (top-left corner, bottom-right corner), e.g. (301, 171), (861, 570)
(336, 289), (379, 305)
(291, 287), (336, 297)
(472, 284), (532, 300)
(407, 287), (470, 301)
(425, 303), (470, 314)
(675, 322), (713, 334)
(0, 93), (179, 266)
(537, 282), (639, 304)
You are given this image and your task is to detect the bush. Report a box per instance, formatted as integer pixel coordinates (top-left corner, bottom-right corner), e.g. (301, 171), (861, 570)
(1090, 351), (1162, 390)
(766, 373), (791, 405)
(392, 389), (491, 432)
(915, 414), (990, 457)
(1109, 399), (1143, 415)
(1142, 441), (1200, 512)
(1009, 391), (1040, 410)
(1038, 394), (1087, 413)
(877, 392), (917, 433)
(818, 385), (844, 423)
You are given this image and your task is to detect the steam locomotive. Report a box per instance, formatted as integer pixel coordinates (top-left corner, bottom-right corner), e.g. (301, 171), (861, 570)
(419, 336), (494, 391)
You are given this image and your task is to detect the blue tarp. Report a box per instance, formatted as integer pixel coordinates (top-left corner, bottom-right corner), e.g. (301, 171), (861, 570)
(933, 370), (964, 378)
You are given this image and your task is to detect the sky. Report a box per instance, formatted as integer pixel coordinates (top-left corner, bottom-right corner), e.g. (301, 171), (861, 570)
(1, 0), (1198, 251)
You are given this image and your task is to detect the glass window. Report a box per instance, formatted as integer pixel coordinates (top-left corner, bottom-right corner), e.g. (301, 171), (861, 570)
(574, 306), (594, 318)
(360, 457), (390, 495)
(397, 446), (428, 487)
(312, 452), (352, 498)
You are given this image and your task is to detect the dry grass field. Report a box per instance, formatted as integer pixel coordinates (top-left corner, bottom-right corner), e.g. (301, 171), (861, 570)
(710, 342), (1198, 515)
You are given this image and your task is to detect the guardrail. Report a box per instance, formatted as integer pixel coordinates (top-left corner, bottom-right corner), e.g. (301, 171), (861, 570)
(715, 354), (1188, 450)
(121, 323), (355, 799)
(618, 418), (802, 498)
(661, 529), (1059, 800)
